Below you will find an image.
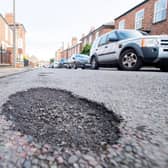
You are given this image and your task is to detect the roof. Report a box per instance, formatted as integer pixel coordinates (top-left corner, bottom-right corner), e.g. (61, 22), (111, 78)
(9, 23), (27, 32)
(115, 0), (149, 20)
(102, 21), (114, 26)
(0, 14), (13, 30)
(0, 13), (26, 32)
(80, 21), (114, 41)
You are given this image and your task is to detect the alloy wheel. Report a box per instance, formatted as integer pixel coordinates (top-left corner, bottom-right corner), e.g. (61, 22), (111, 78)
(122, 52), (138, 68)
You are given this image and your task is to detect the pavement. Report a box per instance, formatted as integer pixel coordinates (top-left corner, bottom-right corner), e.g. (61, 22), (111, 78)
(0, 68), (168, 168)
(0, 66), (33, 78)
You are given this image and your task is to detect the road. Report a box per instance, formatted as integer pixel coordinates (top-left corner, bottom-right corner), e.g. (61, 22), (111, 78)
(0, 68), (168, 168)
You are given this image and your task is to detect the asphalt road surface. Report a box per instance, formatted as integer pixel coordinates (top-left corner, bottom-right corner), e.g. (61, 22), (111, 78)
(0, 68), (168, 168)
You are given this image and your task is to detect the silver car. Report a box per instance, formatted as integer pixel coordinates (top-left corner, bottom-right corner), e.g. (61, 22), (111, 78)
(90, 29), (168, 71)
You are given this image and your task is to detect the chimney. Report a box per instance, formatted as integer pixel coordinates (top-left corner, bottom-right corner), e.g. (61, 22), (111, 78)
(89, 26), (95, 32)
(71, 37), (77, 46)
(5, 13), (14, 25)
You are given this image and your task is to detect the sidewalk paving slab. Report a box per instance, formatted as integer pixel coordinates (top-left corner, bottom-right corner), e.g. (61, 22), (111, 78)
(0, 67), (34, 79)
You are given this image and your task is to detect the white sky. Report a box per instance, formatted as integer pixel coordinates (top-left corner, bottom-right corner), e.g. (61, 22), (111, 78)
(0, 0), (143, 61)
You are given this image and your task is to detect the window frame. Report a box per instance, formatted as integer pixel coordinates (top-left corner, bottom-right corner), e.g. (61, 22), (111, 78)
(89, 35), (92, 44)
(95, 31), (99, 39)
(153, 0), (167, 23)
(118, 20), (125, 29)
(5, 24), (8, 41)
(135, 9), (144, 30)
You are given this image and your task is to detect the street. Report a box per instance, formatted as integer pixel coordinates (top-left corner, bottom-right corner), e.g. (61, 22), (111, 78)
(0, 68), (168, 168)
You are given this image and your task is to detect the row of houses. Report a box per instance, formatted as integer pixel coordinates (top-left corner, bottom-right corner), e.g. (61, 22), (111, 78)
(0, 13), (26, 67)
(56, 0), (168, 61)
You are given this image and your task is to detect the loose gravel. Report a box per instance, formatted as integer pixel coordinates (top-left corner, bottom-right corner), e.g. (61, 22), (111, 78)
(2, 87), (121, 152)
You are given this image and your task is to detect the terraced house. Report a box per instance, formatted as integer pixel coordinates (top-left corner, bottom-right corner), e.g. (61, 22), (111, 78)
(115, 0), (168, 35)
(0, 14), (13, 65)
(0, 13), (26, 67)
(58, 22), (114, 61)
(80, 22), (114, 48)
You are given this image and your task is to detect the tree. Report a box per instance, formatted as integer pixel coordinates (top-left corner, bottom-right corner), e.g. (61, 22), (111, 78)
(80, 44), (92, 55)
(50, 58), (54, 63)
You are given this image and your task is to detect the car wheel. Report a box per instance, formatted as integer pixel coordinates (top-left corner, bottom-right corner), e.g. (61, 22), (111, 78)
(91, 57), (99, 69)
(119, 49), (142, 71)
(81, 65), (85, 69)
(73, 63), (77, 69)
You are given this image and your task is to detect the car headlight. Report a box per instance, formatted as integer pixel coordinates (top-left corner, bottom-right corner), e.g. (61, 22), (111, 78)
(141, 39), (159, 47)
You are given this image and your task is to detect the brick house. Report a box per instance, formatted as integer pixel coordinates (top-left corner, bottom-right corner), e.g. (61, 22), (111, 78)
(66, 42), (82, 58)
(61, 48), (68, 60)
(5, 13), (26, 67)
(56, 48), (62, 61)
(57, 37), (82, 61)
(0, 14), (13, 65)
(80, 22), (115, 48)
(58, 22), (114, 61)
(115, 0), (168, 35)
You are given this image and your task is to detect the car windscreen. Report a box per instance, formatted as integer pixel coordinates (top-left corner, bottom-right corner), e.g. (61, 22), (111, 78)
(117, 30), (144, 40)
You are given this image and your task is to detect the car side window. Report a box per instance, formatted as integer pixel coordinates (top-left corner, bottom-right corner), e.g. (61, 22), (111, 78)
(98, 35), (107, 46)
(107, 32), (118, 43)
(92, 38), (100, 49)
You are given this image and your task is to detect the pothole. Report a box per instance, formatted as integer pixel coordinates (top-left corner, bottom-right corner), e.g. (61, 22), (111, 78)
(1, 87), (122, 152)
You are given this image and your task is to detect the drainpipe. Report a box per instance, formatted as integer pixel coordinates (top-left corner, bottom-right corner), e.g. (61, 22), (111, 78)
(0, 45), (2, 64)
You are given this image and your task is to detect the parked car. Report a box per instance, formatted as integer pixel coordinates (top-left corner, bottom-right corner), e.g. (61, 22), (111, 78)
(67, 54), (90, 69)
(59, 59), (67, 68)
(49, 63), (54, 68)
(64, 57), (73, 69)
(90, 29), (168, 71)
(54, 61), (64, 68)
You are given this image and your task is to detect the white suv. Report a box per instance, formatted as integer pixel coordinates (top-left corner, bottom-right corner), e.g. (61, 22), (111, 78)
(90, 29), (168, 71)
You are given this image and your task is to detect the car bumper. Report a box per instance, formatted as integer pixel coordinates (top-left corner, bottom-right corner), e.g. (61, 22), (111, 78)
(154, 48), (168, 63)
(142, 47), (168, 63)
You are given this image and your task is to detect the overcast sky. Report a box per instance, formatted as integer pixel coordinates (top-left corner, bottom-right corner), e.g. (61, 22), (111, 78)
(0, 0), (143, 61)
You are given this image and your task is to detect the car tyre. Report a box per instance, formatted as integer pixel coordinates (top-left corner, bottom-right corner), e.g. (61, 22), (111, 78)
(91, 57), (99, 70)
(73, 63), (77, 69)
(119, 49), (142, 71)
(81, 65), (85, 69)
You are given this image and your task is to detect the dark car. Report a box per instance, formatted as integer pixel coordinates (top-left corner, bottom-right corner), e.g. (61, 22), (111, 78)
(68, 54), (90, 69)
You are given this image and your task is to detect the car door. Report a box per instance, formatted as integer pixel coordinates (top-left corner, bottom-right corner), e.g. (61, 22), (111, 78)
(104, 31), (119, 63)
(97, 35), (108, 63)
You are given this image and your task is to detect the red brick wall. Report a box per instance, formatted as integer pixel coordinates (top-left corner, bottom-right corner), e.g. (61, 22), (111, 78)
(115, 0), (168, 35)
(80, 27), (114, 49)
(0, 15), (13, 64)
(99, 28), (114, 36)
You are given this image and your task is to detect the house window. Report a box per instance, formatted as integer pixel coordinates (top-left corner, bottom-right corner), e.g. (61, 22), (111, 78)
(153, 0), (167, 23)
(119, 20), (125, 29)
(84, 38), (87, 46)
(18, 38), (23, 48)
(5, 24), (8, 41)
(10, 30), (13, 45)
(135, 9), (144, 29)
(89, 35), (92, 44)
(95, 32), (99, 39)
